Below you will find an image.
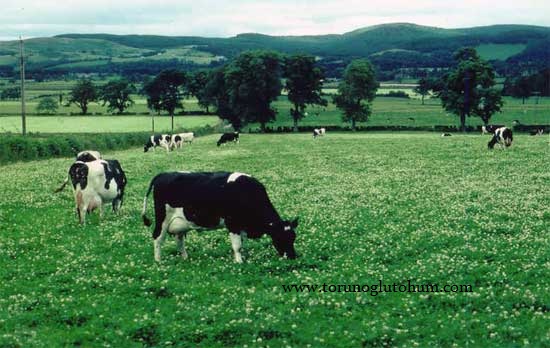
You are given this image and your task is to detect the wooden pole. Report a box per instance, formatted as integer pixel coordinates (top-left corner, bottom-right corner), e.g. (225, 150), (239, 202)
(19, 37), (26, 136)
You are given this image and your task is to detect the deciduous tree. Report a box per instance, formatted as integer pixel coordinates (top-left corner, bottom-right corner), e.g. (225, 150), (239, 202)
(69, 79), (97, 115)
(333, 59), (379, 130)
(100, 79), (136, 114)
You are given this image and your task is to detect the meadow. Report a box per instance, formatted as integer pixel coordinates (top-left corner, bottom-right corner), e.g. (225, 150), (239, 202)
(0, 133), (548, 347)
(1, 94), (549, 133)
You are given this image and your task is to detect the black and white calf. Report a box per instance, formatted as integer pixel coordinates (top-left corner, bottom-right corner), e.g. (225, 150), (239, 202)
(142, 171), (298, 262)
(488, 127), (513, 149)
(144, 134), (172, 152)
(66, 159), (127, 224)
(170, 132), (194, 149)
(217, 132), (239, 146)
(313, 128), (326, 138)
(481, 125), (505, 135)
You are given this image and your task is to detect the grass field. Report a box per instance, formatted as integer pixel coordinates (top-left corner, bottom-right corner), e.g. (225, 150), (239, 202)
(0, 115), (220, 133)
(1, 133), (548, 347)
(2, 95), (549, 133)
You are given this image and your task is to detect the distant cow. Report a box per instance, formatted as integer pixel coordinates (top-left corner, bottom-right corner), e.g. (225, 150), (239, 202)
(144, 134), (172, 152)
(65, 159), (127, 224)
(313, 128), (325, 138)
(142, 172), (298, 262)
(170, 132), (194, 150)
(530, 129), (544, 136)
(488, 127), (513, 149)
(441, 133), (452, 137)
(217, 132), (239, 146)
(481, 125), (505, 135)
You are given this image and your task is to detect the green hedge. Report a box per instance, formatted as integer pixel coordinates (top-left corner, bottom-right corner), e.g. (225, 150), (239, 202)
(0, 124), (217, 165)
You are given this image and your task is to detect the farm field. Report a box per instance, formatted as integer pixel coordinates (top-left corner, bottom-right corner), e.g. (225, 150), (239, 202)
(0, 115), (220, 133)
(1, 133), (548, 347)
(1, 95), (549, 133)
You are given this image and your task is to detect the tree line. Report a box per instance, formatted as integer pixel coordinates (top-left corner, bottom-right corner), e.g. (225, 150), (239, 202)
(63, 47), (543, 132)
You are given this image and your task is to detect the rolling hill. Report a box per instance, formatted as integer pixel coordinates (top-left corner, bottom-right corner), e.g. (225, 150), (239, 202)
(0, 23), (548, 78)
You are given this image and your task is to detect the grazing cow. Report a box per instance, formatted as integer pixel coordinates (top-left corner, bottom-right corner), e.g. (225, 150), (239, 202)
(141, 171), (299, 262)
(312, 128), (325, 138)
(481, 125), (505, 135)
(144, 134), (172, 153)
(170, 132), (194, 150)
(441, 133), (452, 137)
(488, 127), (513, 149)
(65, 159), (127, 224)
(217, 132), (239, 146)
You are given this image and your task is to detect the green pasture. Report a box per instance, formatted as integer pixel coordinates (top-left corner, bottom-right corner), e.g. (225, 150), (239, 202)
(0, 133), (548, 346)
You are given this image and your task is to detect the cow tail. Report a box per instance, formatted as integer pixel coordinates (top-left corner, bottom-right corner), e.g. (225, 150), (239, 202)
(142, 178), (155, 227)
(54, 177), (69, 193)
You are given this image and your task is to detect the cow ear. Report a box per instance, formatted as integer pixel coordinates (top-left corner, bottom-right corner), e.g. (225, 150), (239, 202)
(290, 218), (299, 229)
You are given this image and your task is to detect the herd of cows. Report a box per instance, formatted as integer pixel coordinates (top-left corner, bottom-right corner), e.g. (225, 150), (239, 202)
(55, 129), (297, 262)
(52, 125), (528, 262)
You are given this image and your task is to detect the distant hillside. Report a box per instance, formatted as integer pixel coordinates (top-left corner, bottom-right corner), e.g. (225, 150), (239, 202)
(0, 23), (548, 79)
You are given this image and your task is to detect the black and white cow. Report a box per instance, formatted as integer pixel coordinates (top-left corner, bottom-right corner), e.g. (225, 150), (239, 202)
(441, 133), (452, 137)
(530, 129), (544, 136)
(170, 132), (194, 150)
(488, 127), (513, 149)
(481, 125), (505, 135)
(217, 132), (239, 146)
(66, 159), (127, 224)
(144, 134), (172, 152)
(141, 171), (298, 262)
(313, 128), (326, 138)
(55, 150), (102, 193)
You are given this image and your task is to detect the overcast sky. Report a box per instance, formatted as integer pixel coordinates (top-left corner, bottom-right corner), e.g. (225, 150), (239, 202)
(1, 0), (549, 41)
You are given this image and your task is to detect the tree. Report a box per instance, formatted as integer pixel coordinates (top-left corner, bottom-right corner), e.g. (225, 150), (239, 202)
(0, 87), (21, 100)
(510, 76), (532, 104)
(283, 54), (327, 131)
(100, 79), (136, 114)
(333, 59), (379, 130)
(203, 68), (241, 129)
(439, 48), (502, 131)
(186, 70), (212, 113)
(36, 97), (58, 115)
(69, 79), (97, 115)
(142, 69), (186, 132)
(414, 77), (430, 105)
(224, 50), (282, 132)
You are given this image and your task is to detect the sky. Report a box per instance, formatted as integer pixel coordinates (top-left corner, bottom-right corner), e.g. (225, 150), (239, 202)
(1, 0), (549, 41)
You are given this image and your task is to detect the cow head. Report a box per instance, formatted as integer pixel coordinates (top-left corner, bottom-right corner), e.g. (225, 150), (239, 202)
(269, 218), (298, 259)
(144, 144), (151, 152)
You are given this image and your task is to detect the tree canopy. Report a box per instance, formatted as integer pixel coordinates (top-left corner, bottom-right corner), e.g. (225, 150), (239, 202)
(224, 50), (282, 132)
(100, 79), (136, 114)
(69, 79), (97, 115)
(283, 54), (327, 131)
(439, 47), (503, 129)
(142, 69), (187, 132)
(333, 59), (379, 130)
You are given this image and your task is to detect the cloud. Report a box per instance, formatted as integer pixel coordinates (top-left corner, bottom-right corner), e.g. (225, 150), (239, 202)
(0, 0), (549, 40)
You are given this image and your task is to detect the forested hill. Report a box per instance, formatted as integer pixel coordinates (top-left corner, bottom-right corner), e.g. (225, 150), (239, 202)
(1, 23), (548, 78)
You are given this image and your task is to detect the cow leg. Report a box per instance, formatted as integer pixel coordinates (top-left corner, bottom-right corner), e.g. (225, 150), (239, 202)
(175, 232), (188, 259)
(153, 229), (167, 262)
(229, 232), (243, 263)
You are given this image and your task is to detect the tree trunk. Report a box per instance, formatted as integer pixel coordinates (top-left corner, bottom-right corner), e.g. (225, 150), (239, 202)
(261, 122), (266, 133)
(293, 118), (298, 132)
(522, 97), (525, 104)
(171, 113), (174, 133)
(82, 103), (88, 115)
(421, 95), (425, 105)
(460, 113), (466, 132)
(351, 118), (356, 131)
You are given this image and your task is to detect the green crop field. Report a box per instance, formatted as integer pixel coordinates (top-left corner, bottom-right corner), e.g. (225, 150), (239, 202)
(1, 133), (548, 347)
(3, 94), (547, 134)
(0, 115), (220, 133)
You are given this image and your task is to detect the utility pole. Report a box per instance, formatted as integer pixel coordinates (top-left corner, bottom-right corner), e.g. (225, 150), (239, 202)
(19, 37), (26, 136)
